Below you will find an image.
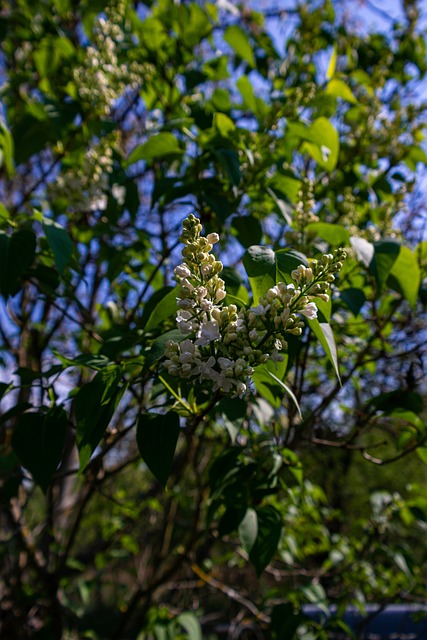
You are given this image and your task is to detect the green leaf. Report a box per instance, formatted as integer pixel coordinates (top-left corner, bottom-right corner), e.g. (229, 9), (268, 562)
(388, 245), (420, 308)
(232, 215), (262, 248)
(302, 117), (340, 171)
(236, 75), (257, 111)
(243, 246), (307, 305)
(141, 286), (179, 331)
(127, 133), (182, 165)
(307, 319), (341, 383)
(266, 371), (302, 418)
(213, 148), (241, 186)
(0, 120), (15, 177)
(249, 505), (282, 575)
(276, 249), (308, 283)
(340, 288), (366, 316)
(238, 508), (258, 553)
(213, 112), (235, 138)
(224, 25), (255, 68)
(242, 245), (276, 305)
(325, 78), (358, 104)
(0, 229), (37, 297)
(143, 329), (184, 371)
(43, 218), (73, 274)
(370, 241), (400, 292)
(176, 613), (202, 640)
(326, 45), (337, 80)
(136, 412), (180, 486)
(11, 406), (68, 493)
(305, 222), (350, 246)
(75, 366), (126, 470)
(270, 603), (307, 640)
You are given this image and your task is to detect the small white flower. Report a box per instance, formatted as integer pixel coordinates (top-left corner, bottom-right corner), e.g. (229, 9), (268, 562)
(218, 357), (233, 369)
(175, 263), (192, 278)
(300, 302), (318, 319)
(212, 373), (235, 393)
(251, 304), (267, 315)
(192, 356), (217, 381)
(235, 381), (247, 397)
(195, 320), (221, 346)
(206, 232), (220, 244)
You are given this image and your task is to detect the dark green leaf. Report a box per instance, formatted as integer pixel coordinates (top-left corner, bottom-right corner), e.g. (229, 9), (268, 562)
(249, 505), (282, 575)
(141, 286), (179, 331)
(340, 288), (366, 316)
(270, 603), (307, 640)
(136, 411), (180, 486)
(0, 229), (36, 297)
(75, 366), (126, 470)
(232, 215), (262, 248)
(369, 241), (400, 292)
(11, 406), (68, 493)
(43, 218), (73, 274)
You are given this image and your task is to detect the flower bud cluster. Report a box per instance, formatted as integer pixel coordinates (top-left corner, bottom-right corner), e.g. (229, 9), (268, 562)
(163, 215), (346, 398)
(48, 133), (119, 213)
(73, 3), (145, 116)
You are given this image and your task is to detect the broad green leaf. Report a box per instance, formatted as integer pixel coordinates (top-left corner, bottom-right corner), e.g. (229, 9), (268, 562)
(176, 613), (202, 640)
(325, 78), (358, 104)
(370, 241), (400, 292)
(0, 229), (36, 297)
(213, 148), (241, 185)
(340, 288), (366, 316)
(305, 222), (350, 246)
(141, 286), (179, 331)
(43, 218), (73, 274)
(326, 45), (337, 80)
(242, 245), (276, 305)
(302, 117), (340, 171)
(388, 245), (420, 308)
(12, 405), (68, 493)
(143, 328), (184, 371)
(232, 215), (262, 248)
(307, 319), (341, 383)
(249, 505), (282, 575)
(243, 246), (308, 305)
(238, 508), (258, 553)
(75, 366), (126, 470)
(275, 249), (308, 283)
(213, 112), (235, 138)
(127, 133), (182, 165)
(136, 411), (180, 486)
(224, 25), (255, 68)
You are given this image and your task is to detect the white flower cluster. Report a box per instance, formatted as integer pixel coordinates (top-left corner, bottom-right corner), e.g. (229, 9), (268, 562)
(48, 133), (118, 213)
(73, 2), (145, 116)
(163, 215), (346, 397)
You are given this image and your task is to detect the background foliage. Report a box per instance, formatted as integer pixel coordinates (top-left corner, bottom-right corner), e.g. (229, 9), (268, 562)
(0, 0), (427, 638)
